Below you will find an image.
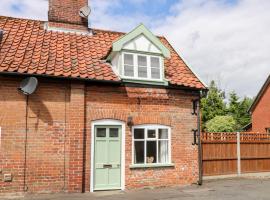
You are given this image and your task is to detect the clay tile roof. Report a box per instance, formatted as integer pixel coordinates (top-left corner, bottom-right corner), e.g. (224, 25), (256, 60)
(0, 16), (206, 89)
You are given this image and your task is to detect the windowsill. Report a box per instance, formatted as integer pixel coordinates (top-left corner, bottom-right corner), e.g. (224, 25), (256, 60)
(122, 78), (168, 86)
(129, 163), (175, 169)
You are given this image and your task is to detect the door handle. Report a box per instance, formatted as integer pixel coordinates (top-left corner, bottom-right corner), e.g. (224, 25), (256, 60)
(103, 164), (112, 168)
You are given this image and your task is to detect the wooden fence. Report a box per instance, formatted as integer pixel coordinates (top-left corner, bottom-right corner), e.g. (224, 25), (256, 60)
(201, 132), (270, 176)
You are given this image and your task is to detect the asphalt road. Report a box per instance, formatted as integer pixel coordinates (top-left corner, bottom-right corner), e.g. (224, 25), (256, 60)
(2, 177), (270, 200)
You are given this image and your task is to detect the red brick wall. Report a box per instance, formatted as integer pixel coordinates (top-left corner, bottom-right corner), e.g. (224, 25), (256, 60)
(0, 76), (199, 194)
(48, 0), (88, 25)
(68, 83), (85, 192)
(0, 76), (69, 194)
(84, 85), (199, 191)
(0, 77), (26, 194)
(252, 85), (270, 132)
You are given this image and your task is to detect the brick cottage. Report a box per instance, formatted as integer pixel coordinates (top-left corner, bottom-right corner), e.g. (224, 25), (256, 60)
(0, 0), (206, 194)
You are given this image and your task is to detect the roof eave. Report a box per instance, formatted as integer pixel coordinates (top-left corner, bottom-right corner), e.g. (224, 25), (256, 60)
(248, 74), (270, 113)
(0, 71), (122, 84)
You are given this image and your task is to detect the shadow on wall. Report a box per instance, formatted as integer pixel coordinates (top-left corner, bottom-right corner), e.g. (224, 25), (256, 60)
(28, 93), (54, 131)
(0, 77), (69, 129)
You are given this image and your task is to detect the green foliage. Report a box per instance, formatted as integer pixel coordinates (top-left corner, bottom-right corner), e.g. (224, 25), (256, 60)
(227, 91), (253, 130)
(237, 97), (253, 128)
(205, 116), (236, 132)
(201, 81), (226, 130)
(201, 80), (254, 132)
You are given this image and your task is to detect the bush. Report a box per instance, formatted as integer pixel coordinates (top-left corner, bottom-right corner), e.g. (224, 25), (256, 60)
(205, 115), (236, 132)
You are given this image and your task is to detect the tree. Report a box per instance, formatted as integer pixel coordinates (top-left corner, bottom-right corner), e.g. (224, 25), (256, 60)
(205, 116), (236, 132)
(227, 91), (240, 115)
(237, 97), (253, 129)
(201, 80), (226, 130)
(227, 91), (253, 130)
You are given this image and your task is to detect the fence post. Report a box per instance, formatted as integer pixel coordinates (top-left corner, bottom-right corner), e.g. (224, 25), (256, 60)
(237, 132), (241, 176)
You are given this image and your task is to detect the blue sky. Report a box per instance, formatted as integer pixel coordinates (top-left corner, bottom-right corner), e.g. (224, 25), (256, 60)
(0, 0), (270, 97)
(101, 0), (179, 18)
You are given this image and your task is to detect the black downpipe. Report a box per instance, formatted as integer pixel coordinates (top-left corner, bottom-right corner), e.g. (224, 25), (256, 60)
(23, 96), (29, 192)
(197, 97), (203, 185)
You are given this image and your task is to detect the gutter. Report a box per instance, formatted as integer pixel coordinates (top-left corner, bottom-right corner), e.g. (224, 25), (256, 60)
(0, 71), (122, 85)
(0, 71), (208, 92)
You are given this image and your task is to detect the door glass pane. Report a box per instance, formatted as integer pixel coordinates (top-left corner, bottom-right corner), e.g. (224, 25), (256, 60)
(109, 128), (119, 137)
(147, 129), (156, 138)
(158, 129), (168, 139)
(96, 128), (106, 137)
(147, 141), (157, 163)
(134, 141), (144, 164)
(134, 129), (144, 139)
(158, 140), (168, 163)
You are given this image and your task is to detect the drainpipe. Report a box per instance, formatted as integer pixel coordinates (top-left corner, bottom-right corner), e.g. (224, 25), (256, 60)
(23, 95), (29, 192)
(197, 97), (203, 185)
(197, 89), (207, 185)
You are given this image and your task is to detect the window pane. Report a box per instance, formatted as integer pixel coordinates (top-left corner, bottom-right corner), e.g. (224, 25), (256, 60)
(158, 141), (169, 163)
(138, 67), (147, 78)
(147, 141), (157, 163)
(147, 129), (156, 138)
(124, 65), (134, 76)
(96, 128), (106, 137)
(159, 129), (168, 139)
(151, 68), (160, 79)
(134, 141), (144, 164)
(109, 128), (119, 137)
(134, 129), (144, 139)
(151, 57), (160, 68)
(138, 55), (147, 66)
(124, 54), (134, 65)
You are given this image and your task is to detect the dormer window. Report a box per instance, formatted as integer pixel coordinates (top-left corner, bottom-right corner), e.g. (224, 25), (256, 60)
(107, 24), (171, 85)
(123, 53), (162, 81)
(124, 54), (134, 77)
(151, 57), (161, 79)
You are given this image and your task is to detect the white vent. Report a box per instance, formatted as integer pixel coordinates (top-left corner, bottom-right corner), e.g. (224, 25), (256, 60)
(3, 174), (12, 182)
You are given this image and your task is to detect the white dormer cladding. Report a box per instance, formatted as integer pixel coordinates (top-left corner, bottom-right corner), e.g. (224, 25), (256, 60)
(122, 34), (162, 54)
(107, 24), (171, 85)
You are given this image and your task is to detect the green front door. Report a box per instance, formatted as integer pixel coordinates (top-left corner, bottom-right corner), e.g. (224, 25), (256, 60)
(94, 126), (122, 191)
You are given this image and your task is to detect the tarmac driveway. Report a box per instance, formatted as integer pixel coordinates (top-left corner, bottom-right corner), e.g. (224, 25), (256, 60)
(2, 177), (270, 200)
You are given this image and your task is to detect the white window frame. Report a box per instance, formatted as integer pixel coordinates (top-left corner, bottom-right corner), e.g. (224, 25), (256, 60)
(131, 124), (172, 166)
(121, 52), (163, 81)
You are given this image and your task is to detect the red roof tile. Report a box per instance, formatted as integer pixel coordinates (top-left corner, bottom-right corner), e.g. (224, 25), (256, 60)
(0, 16), (205, 89)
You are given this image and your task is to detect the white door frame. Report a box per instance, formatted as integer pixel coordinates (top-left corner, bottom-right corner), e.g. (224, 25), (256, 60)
(90, 119), (126, 192)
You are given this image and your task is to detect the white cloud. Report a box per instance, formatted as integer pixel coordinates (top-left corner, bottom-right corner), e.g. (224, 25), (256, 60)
(154, 0), (270, 97)
(0, 0), (48, 20)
